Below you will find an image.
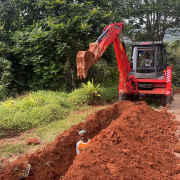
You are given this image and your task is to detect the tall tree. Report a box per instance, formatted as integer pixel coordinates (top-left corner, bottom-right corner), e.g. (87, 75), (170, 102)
(9, 1), (113, 91)
(110, 0), (180, 41)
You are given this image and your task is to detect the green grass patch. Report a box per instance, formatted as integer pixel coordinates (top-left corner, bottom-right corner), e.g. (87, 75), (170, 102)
(0, 91), (71, 132)
(0, 142), (26, 159)
(34, 105), (106, 143)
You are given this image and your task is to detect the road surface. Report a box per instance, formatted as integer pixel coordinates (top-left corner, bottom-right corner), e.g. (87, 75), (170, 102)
(167, 93), (180, 121)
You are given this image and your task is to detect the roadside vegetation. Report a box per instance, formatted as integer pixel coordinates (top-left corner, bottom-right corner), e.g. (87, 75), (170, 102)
(0, 82), (118, 138)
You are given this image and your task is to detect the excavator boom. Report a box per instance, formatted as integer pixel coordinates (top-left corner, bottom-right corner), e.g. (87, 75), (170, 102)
(76, 22), (130, 80)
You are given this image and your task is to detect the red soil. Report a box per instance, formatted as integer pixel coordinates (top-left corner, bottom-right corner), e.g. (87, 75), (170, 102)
(0, 101), (180, 180)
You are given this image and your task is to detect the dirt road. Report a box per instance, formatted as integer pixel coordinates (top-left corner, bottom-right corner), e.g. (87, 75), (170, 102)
(167, 93), (180, 121)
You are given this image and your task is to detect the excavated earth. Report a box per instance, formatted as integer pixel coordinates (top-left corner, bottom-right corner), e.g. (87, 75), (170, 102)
(1, 101), (180, 180)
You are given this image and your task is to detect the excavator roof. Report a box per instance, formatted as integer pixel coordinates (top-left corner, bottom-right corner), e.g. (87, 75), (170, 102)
(132, 41), (164, 46)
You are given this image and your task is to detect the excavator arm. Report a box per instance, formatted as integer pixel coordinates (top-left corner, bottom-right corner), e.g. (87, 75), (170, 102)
(77, 22), (134, 94)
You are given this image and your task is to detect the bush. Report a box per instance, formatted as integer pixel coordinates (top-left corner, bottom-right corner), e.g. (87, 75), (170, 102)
(0, 91), (70, 132)
(99, 82), (119, 101)
(68, 88), (89, 107)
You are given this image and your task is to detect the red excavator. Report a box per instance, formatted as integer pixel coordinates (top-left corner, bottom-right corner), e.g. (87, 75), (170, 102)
(76, 22), (173, 107)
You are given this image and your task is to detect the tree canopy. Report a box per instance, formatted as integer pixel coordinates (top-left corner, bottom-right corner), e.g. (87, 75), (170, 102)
(111, 0), (180, 41)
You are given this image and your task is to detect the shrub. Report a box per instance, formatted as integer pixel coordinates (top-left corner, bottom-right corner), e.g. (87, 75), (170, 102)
(81, 79), (101, 104)
(0, 91), (70, 132)
(99, 82), (119, 101)
(68, 88), (89, 107)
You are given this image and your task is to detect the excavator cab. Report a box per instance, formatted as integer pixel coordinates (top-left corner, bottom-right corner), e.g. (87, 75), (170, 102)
(128, 41), (173, 106)
(130, 41), (167, 79)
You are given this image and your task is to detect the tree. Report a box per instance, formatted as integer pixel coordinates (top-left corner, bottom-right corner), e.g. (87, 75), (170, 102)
(8, 1), (113, 91)
(166, 41), (180, 87)
(110, 0), (180, 41)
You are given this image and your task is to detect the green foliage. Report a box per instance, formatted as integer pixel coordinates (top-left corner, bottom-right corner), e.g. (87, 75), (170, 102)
(0, 51), (13, 100)
(82, 79), (100, 96)
(82, 79), (101, 104)
(166, 41), (180, 87)
(86, 58), (115, 84)
(99, 82), (119, 101)
(0, 0), (113, 95)
(68, 88), (89, 107)
(112, 0), (180, 41)
(109, 67), (119, 83)
(0, 91), (70, 132)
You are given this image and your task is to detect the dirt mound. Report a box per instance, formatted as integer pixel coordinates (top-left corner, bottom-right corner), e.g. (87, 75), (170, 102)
(0, 101), (179, 180)
(64, 102), (180, 180)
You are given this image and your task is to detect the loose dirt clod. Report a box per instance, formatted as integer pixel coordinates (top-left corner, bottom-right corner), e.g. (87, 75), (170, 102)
(27, 138), (39, 145)
(0, 101), (180, 180)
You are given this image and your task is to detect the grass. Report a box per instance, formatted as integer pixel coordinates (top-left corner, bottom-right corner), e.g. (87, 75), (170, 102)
(0, 91), (74, 135)
(34, 105), (107, 143)
(0, 82), (119, 136)
(0, 142), (26, 159)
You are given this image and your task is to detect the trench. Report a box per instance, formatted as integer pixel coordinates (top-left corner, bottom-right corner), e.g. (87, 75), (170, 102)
(1, 100), (179, 180)
(0, 101), (133, 180)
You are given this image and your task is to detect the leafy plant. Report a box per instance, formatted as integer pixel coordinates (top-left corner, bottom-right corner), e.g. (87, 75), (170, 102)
(0, 56), (13, 100)
(81, 79), (101, 104)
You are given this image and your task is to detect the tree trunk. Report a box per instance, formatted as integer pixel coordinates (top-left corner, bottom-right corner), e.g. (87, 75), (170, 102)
(69, 60), (76, 90)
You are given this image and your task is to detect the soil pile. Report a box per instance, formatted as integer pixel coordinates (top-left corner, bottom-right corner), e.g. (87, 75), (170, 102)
(0, 101), (180, 180)
(64, 101), (180, 180)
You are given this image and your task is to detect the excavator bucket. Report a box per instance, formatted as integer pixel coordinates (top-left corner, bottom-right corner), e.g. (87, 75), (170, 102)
(76, 50), (96, 79)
